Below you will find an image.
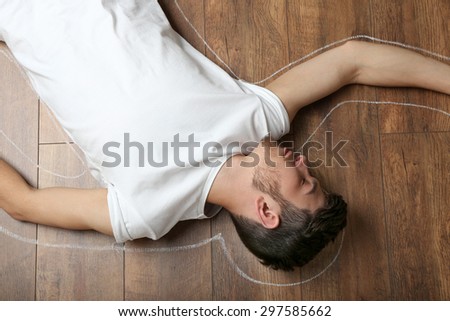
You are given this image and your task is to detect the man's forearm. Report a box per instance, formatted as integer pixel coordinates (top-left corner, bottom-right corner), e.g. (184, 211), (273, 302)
(267, 40), (449, 122)
(0, 159), (112, 235)
(352, 41), (450, 95)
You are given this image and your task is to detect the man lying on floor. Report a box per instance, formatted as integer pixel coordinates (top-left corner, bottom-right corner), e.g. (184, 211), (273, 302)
(0, 0), (449, 270)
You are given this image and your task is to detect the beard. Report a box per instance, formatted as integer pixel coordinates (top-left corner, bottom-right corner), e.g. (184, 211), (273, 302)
(252, 165), (286, 206)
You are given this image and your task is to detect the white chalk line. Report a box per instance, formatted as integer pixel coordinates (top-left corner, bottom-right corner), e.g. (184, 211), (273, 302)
(0, 47), (89, 179)
(1, 26), (449, 178)
(0, 2), (449, 286)
(299, 100), (450, 152)
(174, 0), (450, 85)
(0, 221), (345, 287)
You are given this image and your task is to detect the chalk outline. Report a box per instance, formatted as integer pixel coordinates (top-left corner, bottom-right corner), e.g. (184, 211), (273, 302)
(0, 0), (448, 286)
(0, 46), (345, 288)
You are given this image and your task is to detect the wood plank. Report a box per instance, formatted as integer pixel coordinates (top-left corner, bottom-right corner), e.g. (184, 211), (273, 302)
(36, 144), (123, 300)
(205, 0), (304, 300)
(287, 0), (391, 300)
(2, 0), (446, 302)
(39, 101), (73, 144)
(380, 133), (449, 300)
(0, 43), (38, 300)
(205, 0), (290, 84)
(159, 0), (206, 53)
(371, 0), (450, 134)
(294, 93), (392, 300)
(125, 220), (213, 300)
(124, 0), (213, 301)
(370, 0), (450, 300)
(211, 214), (304, 300)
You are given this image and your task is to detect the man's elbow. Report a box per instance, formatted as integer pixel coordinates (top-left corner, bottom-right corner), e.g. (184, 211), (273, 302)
(340, 40), (364, 85)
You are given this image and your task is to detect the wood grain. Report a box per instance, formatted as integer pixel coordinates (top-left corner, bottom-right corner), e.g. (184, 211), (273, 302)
(125, 0), (213, 301)
(294, 93), (392, 300)
(204, 0), (290, 84)
(205, 0), (303, 300)
(124, 220), (213, 300)
(36, 144), (123, 300)
(287, 0), (391, 300)
(159, 0), (206, 53)
(371, 0), (450, 134)
(381, 133), (449, 300)
(0, 43), (38, 300)
(39, 101), (73, 144)
(0, 0), (448, 300)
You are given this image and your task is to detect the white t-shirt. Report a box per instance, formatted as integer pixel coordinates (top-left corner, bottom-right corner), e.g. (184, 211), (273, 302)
(0, 0), (290, 242)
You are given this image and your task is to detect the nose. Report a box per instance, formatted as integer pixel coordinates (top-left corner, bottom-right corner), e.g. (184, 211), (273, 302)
(297, 155), (314, 177)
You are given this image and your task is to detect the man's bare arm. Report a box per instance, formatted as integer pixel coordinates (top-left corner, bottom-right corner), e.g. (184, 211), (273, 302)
(267, 41), (450, 122)
(0, 160), (113, 236)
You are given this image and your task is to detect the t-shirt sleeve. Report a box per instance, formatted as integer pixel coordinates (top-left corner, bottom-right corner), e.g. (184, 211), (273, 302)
(107, 184), (133, 243)
(236, 80), (290, 139)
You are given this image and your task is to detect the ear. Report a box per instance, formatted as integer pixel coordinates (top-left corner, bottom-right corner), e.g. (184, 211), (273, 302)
(254, 196), (280, 229)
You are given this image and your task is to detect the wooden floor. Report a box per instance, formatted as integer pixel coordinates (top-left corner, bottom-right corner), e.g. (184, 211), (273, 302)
(0, 0), (449, 300)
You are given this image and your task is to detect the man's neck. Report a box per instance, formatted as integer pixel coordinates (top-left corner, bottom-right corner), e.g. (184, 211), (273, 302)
(207, 154), (254, 215)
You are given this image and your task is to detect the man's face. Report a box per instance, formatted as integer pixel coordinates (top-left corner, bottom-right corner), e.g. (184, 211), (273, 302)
(251, 140), (326, 213)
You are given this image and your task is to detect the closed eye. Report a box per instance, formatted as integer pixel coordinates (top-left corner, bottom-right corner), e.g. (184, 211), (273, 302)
(306, 179), (318, 195)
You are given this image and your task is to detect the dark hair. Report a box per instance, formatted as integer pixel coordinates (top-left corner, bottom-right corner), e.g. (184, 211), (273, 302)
(229, 192), (347, 271)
